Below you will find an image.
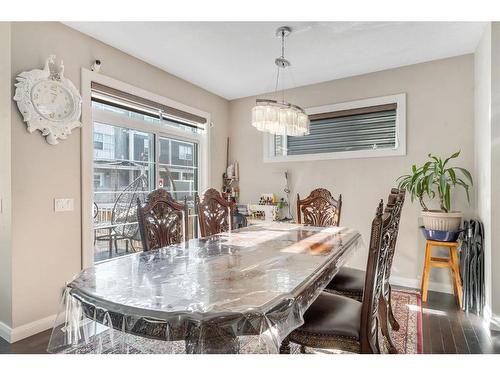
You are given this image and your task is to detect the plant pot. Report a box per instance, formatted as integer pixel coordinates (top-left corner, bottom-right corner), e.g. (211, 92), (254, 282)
(421, 210), (462, 231)
(420, 226), (462, 242)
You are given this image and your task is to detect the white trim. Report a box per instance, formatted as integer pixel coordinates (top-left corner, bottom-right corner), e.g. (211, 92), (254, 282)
(483, 304), (500, 332)
(390, 275), (453, 294)
(0, 321), (11, 343)
(263, 93), (407, 163)
(81, 69), (211, 269)
(81, 70), (93, 269)
(0, 314), (57, 343)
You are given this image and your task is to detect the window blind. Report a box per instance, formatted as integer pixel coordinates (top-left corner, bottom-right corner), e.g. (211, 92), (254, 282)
(91, 82), (207, 129)
(278, 104), (397, 156)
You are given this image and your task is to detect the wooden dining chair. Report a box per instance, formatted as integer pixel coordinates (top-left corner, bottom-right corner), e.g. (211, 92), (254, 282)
(136, 189), (189, 251)
(382, 188), (406, 332)
(323, 188), (406, 352)
(196, 188), (233, 237)
(296, 188), (342, 227)
(282, 199), (396, 354)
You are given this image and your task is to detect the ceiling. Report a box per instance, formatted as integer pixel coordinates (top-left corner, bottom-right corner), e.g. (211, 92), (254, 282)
(66, 22), (486, 100)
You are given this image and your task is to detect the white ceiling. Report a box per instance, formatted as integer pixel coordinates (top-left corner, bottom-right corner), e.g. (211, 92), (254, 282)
(65, 22), (486, 100)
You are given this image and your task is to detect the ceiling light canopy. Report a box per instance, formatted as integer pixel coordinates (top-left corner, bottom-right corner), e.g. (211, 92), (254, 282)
(251, 26), (309, 137)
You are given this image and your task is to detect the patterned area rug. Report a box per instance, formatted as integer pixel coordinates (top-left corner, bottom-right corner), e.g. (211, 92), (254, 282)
(60, 289), (423, 354)
(388, 288), (423, 354)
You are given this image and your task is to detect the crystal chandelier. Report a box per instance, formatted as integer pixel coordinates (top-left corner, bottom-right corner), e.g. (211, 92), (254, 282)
(251, 26), (310, 137)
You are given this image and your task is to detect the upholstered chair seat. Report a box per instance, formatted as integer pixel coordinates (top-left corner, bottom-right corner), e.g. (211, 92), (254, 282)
(325, 267), (365, 301)
(290, 292), (362, 352)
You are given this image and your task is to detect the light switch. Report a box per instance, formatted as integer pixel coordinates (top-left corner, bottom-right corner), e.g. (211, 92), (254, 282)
(54, 198), (74, 212)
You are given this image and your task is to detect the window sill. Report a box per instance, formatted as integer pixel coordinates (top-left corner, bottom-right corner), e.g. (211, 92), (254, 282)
(263, 147), (406, 163)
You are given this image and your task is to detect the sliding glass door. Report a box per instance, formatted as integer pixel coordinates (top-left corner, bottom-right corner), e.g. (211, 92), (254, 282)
(91, 100), (203, 263)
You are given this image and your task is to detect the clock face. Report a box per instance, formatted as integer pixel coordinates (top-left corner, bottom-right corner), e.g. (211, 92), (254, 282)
(31, 80), (75, 122)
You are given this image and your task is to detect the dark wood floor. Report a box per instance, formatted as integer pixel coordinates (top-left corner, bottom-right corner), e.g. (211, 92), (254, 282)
(0, 328), (52, 354)
(1, 290), (500, 354)
(422, 291), (500, 354)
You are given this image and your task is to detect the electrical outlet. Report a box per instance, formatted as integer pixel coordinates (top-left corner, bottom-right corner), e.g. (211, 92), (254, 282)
(54, 198), (74, 212)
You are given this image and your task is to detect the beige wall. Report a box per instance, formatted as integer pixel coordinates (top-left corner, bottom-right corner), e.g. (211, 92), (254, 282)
(229, 55), (475, 288)
(0, 22), (12, 327)
(490, 23), (500, 324)
(7, 22), (229, 329)
(474, 25), (493, 320)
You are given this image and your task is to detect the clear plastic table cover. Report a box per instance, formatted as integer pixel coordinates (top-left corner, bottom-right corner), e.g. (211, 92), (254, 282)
(48, 223), (363, 354)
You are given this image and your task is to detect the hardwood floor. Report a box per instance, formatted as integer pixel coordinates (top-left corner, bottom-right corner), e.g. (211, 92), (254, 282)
(422, 291), (500, 354)
(0, 328), (52, 354)
(1, 290), (499, 354)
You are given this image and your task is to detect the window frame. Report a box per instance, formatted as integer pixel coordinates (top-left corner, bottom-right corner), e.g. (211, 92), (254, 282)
(263, 93), (406, 163)
(81, 69), (211, 269)
(91, 107), (204, 195)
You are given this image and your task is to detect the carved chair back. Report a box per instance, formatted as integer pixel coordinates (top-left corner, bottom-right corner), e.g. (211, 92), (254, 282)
(383, 188), (406, 288)
(296, 188), (342, 227)
(359, 199), (397, 353)
(137, 189), (188, 251)
(196, 188), (233, 237)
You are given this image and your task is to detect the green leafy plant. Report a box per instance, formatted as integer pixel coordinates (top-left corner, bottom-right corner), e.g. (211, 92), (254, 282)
(397, 151), (473, 213)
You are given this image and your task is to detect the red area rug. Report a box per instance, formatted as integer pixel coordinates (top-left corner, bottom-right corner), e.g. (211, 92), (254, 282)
(389, 288), (423, 354)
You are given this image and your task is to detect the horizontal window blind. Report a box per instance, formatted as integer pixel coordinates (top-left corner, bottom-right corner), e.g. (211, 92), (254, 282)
(91, 82), (207, 129)
(277, 104), (397, 156)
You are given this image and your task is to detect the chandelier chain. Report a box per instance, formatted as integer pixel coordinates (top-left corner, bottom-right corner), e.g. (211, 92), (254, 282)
(281, 29), (285, 58)
(275, 28), (286, 102)
(275, 65), (280, 94)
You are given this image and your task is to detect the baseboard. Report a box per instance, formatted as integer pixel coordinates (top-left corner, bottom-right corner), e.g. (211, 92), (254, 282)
(490, 314), (500, 332)
(0, 320), (12, 343)
(0, 314), (57, 343)
(484, 304), (500, 332)
(390, 275), (453, 294)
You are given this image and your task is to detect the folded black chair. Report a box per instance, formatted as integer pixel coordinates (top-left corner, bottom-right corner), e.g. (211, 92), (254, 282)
(460, 219), (485, 314)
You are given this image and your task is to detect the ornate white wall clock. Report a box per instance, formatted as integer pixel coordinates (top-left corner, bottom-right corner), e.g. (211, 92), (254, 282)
(14, 55), (82, 145)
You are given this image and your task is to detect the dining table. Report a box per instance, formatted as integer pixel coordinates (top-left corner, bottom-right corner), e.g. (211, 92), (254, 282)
(48, 222), (363, 354)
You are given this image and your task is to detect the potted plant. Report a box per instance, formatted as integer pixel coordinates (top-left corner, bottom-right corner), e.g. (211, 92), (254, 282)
(397, 151), (473, 232)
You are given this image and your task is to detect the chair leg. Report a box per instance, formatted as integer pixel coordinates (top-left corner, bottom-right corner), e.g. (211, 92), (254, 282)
(108, 229), (113, 257)
(450, 246), (463, 309)
(131, 240), (137, 252)
(421, 242), (432, 302)
(387, 285), (400, 331)
(379, 297), (398, 354)
(279, 337), (291, 354)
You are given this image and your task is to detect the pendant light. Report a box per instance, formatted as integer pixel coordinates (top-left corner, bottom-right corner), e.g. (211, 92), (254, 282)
(251, 26), (310, 137)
